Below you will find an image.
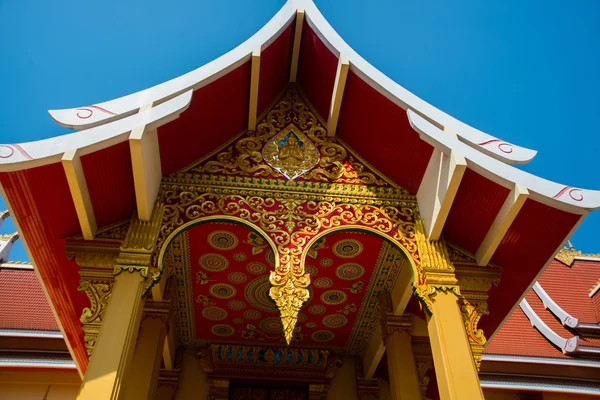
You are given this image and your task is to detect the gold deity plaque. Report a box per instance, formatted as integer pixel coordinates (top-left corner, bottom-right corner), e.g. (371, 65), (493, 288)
(262, 124), (320, 180)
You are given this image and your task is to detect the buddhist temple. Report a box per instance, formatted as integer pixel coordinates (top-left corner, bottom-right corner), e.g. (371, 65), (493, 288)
(0, 1), (599, 399)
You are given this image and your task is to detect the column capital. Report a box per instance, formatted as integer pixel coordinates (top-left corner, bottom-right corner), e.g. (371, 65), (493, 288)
(379, 291), (412, 342)
(454, 265), (502, 370)
(355, 358), (379, 400)
(142, 298), (173, 326)
(413, 218), (461, 314)
(114, 202), (164, 277)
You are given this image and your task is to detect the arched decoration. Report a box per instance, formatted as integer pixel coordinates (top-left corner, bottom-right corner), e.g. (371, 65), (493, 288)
(300, 225), (417, 279)
(151, 189), (423, 343)
(147, 86), (428, 344)
(157, 216), (280, 274)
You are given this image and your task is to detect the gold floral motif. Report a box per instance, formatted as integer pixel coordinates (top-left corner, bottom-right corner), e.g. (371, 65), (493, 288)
(77, 279), (114, 356)
(183, 85), (394, 188)
(78, 281), (113, 325)
(154, 187), (420, 344)
(145, 84), (428, 345)
(454, 265), (502, 370)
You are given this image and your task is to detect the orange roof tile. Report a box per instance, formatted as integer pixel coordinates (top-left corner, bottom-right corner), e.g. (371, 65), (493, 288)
(0, 267), (59, 331)
(485, 258), (600, 358)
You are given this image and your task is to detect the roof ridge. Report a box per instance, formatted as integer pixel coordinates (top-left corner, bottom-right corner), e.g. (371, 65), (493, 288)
(555, 244), (600, 267)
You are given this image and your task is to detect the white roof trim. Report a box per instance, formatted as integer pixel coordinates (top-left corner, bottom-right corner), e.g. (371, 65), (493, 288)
(0, 357), (76, 369)
(590, 283), (600, 298)
(575, 256), (600, 262)
(0, 262), (33, 270)
(519, 299), (580, 354)
(0, 329), (63, 339)
(0, 90), (192, 172)
(408, 109), (600, 211)
(533, 282), (579, 328)
(300, 2), (536, 164)
(480, 379), (600, 397)
(29, 0), (536, 164)
(481, 354), (600, 368)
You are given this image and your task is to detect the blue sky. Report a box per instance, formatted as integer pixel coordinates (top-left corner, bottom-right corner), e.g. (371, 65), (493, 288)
(0, 0), (598, 261)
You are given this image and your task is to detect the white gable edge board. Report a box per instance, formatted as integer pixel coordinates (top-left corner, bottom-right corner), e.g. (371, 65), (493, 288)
(47, 4), (297, 131)
(45, 0), (535, 164)
(408, 110), (600, 212)
(0, 90), (192, 173)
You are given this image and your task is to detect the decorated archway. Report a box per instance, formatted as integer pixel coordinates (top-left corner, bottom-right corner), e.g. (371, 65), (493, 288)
(146, 86), (426, 343)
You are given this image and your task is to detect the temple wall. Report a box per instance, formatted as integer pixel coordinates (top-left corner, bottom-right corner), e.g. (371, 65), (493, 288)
(0, 383), (79, 400)
(327, 358), (358, 400)
(175, 349), (209, 400)
(0, 369), (81, 400)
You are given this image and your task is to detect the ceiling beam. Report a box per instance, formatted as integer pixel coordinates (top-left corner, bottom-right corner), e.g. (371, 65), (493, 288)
(129, 104), (163, 222)
(476, 184), (529, 266)
(248, 48), (261, 131)
(289, 9), (305, 83)
(326, 55), (349, 137)
(62, 149), (97, 240)
(417, 143), (467, 240)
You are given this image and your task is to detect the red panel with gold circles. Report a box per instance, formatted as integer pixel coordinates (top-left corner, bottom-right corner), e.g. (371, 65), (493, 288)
(171, 221), (407, 355)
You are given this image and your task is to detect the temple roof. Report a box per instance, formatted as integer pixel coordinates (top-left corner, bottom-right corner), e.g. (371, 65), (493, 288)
(485, 251), (600, 359)
(0, 222), (75, 371)
(0, 0), (598, 374)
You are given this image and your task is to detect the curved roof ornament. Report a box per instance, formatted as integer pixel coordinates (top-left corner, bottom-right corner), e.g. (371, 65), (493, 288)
(0, 90), (192, 171)
(46, 0), (536, 164)
(408, 109), (600, 211)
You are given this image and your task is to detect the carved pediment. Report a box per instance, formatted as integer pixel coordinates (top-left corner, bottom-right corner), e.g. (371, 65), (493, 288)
(168, 85), (406, 196)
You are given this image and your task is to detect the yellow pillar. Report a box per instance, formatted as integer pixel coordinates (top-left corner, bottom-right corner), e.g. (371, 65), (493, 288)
(124, 300), (170, 400)
(77, 271), (146, 400)
(380, 293), (422, 400)
(413, 219), (484, 400)
(427, 290), (484, 400)
(386, 329), (422, 400)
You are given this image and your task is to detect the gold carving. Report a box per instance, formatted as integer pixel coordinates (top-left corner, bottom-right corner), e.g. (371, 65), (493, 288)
(77, 279), (114, 356)
(309, 383), (330, 400)
(67, 240), (119, 357)
(455, 265), (502, 370)
(262, 124), (320, 180)
(269, 266), (310, 345)
(208, 378), (230, 400)
(157, 188), (420, 343)
(78, 281), (112, 325)
(416, 360), (433, 399)
(185, 85), (395, 188)
(555, 243), (600, 267)
(150, 84), (426, 345)
(446, 243), (477, 264)
(197, 344), (341, 382)
(413, 218), (460, 314)
(355, 358), (379, 400)
(379, 291), (412, 341)
(115, 202), (165, 277)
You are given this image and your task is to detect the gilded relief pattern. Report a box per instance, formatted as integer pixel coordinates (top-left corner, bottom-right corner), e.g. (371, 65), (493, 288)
(185, 85), (395, 187)
(148, 85), (429, 344)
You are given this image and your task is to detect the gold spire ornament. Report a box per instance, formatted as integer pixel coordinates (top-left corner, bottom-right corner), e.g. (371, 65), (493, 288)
(269, 264), (311, 345)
